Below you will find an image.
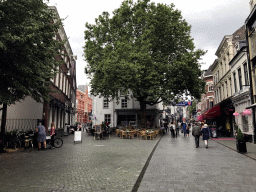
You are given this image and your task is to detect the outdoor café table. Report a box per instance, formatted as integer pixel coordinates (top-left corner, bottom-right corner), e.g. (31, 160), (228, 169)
(126, 131), (135, 139)
(94, 131), (103, 140)
(145, 130), (155, 140)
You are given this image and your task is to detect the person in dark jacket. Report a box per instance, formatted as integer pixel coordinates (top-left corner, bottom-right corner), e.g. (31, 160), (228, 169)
(192, 122), (201, 148)
(202, 124), (210, 148)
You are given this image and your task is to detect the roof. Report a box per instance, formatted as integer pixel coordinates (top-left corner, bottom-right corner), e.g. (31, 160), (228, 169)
(204, 68), (212, 77)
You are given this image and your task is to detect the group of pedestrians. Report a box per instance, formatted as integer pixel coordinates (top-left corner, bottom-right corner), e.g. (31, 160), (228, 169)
(36, 120), (56, 150)
(192, 122), (211, 148)
(181, 122), (191, 137)
(172, 120), (211, 148)
(162, 120), (211, 149)
(168, 121), (180, 138)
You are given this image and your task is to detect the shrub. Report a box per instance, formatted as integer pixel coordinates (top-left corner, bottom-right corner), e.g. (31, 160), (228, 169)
(236, 129), (244, 142)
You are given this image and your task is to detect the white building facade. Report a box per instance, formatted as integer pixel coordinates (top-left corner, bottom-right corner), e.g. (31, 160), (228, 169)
(230, 41), (253, 136)
(0, 6), (77, 133)
(92, 94), (163, 128)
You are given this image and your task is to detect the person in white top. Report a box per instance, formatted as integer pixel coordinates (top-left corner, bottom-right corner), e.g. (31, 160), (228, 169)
(170, 122), (176, 138)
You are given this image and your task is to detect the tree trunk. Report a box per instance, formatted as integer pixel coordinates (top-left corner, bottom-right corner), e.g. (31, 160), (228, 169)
(0, 103), (7, 142)
(139, 99), (147, 129)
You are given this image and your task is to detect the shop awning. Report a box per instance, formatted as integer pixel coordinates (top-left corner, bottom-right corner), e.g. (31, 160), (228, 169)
(197, 115), (203, 121)
(202, 105), (221, 120)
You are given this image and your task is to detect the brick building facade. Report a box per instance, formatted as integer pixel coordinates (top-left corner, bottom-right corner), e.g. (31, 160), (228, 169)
(76, 86), (92, 124)
(201, 68), (214, 115)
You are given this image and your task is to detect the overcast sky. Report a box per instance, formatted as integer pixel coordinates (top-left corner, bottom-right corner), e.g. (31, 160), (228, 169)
(47, 0), (250, 87)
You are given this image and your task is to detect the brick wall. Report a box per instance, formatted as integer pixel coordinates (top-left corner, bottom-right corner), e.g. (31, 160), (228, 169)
(76, 87), (92, 124)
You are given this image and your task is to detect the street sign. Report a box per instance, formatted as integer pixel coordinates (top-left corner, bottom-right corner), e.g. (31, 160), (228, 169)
(176, 101), (192, 106)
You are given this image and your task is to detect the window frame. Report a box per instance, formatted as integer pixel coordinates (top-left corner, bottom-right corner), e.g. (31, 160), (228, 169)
(103, 98), (109, 108)
(233, 72), (237, 93)
(244, 62), (249, 86)
(238, 68), (242, 90)
(121, 99), (128, 108)
(104, 114), (111, 124)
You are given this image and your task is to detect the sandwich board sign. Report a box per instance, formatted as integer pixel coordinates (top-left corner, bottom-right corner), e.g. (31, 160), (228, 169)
(74, 131), (82, 143)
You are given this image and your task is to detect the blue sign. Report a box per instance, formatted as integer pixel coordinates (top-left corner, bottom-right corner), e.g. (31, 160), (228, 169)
(176, 101), (192, 106)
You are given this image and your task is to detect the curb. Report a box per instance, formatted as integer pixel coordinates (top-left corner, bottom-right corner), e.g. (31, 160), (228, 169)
(212, 140), (256, 161)
(132, 135), (163, 192)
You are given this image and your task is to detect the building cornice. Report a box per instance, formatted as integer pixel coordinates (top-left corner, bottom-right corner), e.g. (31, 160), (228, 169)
(246, 4), (256, 25)
(232, 90), (251, 104)
(229, 47), (247, 67)
(209, 59), (219, 71)
(215, 35), (233, 57)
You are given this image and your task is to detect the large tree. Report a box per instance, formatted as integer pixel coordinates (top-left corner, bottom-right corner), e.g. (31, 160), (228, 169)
(84, 0), (205, 127)
(0, 0), (65, 139)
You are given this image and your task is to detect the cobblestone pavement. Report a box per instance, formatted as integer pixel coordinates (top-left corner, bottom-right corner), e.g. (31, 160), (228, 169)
(137, 134), (256, 192)
(0, 132), (159, 192)
(213, 138), (256, 160)
(2, 132), (256, 192)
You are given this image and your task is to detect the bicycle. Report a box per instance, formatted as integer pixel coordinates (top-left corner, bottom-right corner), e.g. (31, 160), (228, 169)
(5, 131), (22, 150)
(22, 132), (34, 152)
(46, 136), (63, 149)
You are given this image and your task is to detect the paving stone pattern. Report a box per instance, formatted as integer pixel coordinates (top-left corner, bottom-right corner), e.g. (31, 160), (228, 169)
(0, 133), (159, 192)
(138, 134), (256, 192)
(2, 132), (256, 192)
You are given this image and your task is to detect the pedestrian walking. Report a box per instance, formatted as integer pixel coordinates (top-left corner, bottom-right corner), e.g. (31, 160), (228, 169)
(192, 122), (201, 148)
(164, 121), (168, 133)
(176, 121), (180, 136)
(77, 123), (82, 131)
(202, 124), (210, 148)
(170, 122), (175, 138)
(36, 120), (47, 150)
(50, 122), (56, 149)
(185, 123), (190, 137)
(182, 122), (187, 137)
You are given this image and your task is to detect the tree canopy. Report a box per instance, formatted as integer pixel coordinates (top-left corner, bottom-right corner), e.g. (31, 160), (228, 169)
(0, 0), (65, 137)
(84, 0), (205, 111)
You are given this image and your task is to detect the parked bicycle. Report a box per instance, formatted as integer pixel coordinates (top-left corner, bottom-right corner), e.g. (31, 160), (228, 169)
(46, 136), (63, 149)
(5, 131), (23, 150)
(22, 131), (34, 152)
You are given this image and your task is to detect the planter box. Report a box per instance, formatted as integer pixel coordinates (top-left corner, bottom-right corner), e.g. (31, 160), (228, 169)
(236, 141), (247, 153)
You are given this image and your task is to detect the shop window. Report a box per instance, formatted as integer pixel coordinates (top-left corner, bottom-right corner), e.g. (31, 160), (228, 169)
(242, 115), (249, 132)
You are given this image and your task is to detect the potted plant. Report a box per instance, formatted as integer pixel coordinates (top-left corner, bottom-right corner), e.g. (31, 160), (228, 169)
(236, 128), (247, 153)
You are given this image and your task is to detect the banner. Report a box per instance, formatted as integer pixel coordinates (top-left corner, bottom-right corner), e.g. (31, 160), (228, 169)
(176, 101), (192, 106)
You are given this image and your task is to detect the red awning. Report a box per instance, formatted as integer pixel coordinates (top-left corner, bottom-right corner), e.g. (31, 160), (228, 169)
(197, 115), (203, 121)
(202, 105), (221, 120)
